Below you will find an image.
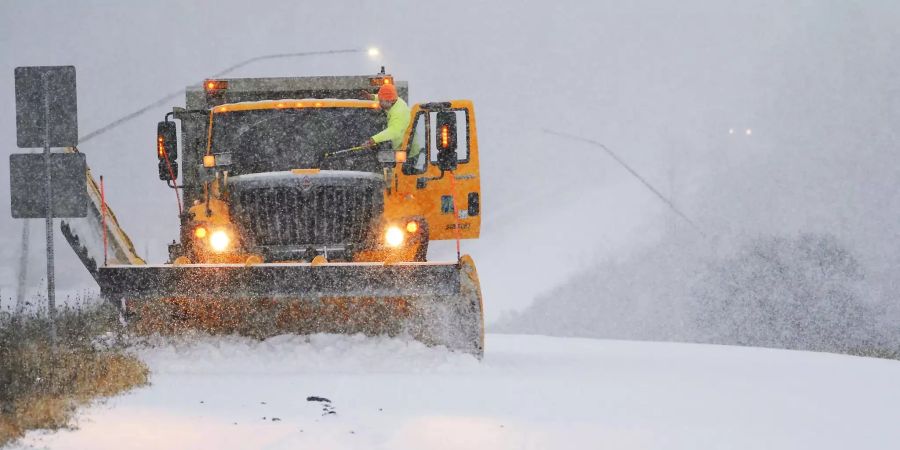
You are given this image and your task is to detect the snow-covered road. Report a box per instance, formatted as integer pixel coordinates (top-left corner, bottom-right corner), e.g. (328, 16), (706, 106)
(16, 334), (900, 449)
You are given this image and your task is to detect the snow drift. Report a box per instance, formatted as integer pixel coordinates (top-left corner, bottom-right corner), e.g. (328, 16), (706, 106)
(14, 333), (900, 450)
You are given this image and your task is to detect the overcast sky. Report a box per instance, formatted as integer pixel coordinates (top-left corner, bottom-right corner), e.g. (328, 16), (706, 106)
(2, 1), (898, 320)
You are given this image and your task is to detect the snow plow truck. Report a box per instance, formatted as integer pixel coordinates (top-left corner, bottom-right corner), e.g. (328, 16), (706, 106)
(61, 70), (485, 356)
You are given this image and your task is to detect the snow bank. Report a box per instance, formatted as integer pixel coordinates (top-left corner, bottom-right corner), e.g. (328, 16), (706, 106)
(134, 333), (481, 375)
(13, 334), (900, 450)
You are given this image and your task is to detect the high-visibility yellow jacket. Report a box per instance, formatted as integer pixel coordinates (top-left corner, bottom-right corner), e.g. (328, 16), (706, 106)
(371, 97), (410, 150)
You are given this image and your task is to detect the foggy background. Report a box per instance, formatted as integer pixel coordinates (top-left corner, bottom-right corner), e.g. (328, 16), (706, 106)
(2, 1), (898, 351)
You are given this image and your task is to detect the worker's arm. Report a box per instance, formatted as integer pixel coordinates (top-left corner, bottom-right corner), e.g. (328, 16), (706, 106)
(371, 105), (409, 146)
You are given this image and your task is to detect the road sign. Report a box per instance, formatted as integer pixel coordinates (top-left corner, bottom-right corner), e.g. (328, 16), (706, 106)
(15, 66), (78, 148)
(12, 65), (80, 343)
(10, 153), (87, 218)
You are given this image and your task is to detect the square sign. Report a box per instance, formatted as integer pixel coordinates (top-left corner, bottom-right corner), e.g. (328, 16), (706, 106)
(15, 66), (78, 148)
(10, 153), (87, 218)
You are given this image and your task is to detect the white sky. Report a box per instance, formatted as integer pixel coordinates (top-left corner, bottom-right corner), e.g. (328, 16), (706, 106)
(1, 0), (898, 321)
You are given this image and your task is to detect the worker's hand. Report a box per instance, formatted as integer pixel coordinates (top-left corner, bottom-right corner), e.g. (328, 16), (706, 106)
(361, 138), (376, 149)
(358, 89), (375, 100)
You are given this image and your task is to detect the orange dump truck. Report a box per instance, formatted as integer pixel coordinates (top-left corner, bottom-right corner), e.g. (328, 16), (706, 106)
(67, 71), (484, 356)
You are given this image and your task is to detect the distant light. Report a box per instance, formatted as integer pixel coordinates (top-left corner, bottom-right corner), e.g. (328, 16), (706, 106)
(367, 47), (381, 58)
(745, 128), (752, 136)
(728, 128), (735, 135)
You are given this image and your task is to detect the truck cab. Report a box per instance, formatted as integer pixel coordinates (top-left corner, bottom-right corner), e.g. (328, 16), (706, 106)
(156, 72), (481, 265)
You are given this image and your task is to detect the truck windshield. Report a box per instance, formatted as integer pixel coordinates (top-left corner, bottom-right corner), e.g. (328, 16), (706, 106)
(209, 107), (386, 175)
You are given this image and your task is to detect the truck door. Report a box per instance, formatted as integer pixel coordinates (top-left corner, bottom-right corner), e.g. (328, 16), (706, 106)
(392, 100), (481, 241)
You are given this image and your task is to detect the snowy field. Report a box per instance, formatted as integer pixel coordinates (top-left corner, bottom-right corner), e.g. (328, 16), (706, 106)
(13, 334), (900, 450)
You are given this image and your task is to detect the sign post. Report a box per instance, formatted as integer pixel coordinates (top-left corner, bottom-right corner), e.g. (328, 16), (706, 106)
(42, 72), (56, 340)
(12, 65), (83, 342)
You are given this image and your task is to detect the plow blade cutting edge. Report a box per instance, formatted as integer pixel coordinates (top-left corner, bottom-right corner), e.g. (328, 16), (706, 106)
(98, 256), (484, 357)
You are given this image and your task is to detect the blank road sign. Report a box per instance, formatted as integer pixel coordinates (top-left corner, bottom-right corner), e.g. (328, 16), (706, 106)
(15, 66), (78, 148)
(10, 153), (87, 218)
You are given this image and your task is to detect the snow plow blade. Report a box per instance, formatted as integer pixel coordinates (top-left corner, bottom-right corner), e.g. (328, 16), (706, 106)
(98, 256), (484, 357)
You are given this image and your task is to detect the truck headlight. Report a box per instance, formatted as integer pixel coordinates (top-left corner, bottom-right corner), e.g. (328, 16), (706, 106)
(385, 226), (404, 247)
(209, 230), (231, 253)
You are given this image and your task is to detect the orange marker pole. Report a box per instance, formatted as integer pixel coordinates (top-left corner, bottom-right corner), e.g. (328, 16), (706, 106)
(163, 155), (182, 215)
(100, 175), (108, 266)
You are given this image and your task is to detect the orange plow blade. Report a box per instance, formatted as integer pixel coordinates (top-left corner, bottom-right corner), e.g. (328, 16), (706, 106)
(101, 256), (484, 357)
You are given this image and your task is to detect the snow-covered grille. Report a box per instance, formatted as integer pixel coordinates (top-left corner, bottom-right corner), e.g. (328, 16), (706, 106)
(235, 186), (378, 247)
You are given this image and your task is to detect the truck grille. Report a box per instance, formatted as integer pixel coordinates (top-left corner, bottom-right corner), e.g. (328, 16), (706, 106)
(234, 186), (379, 247)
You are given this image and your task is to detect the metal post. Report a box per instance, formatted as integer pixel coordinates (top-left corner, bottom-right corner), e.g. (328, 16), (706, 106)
(42, 73), (56, 343)
(16, 147), (37, 317)
(14, 220), (30, 316)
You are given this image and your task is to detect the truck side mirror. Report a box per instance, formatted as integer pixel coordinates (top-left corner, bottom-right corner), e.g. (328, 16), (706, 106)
(435, 111), (458, 172)
(375, 141), (396, 165)
(157, 121), (178, 181)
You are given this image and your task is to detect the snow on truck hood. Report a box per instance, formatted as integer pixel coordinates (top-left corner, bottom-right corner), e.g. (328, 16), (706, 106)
(229, 170), (383, 183)
(212, 98), (379, 112)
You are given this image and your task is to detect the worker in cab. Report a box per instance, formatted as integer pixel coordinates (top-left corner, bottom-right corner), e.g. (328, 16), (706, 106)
(361, 83), (411, 153)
